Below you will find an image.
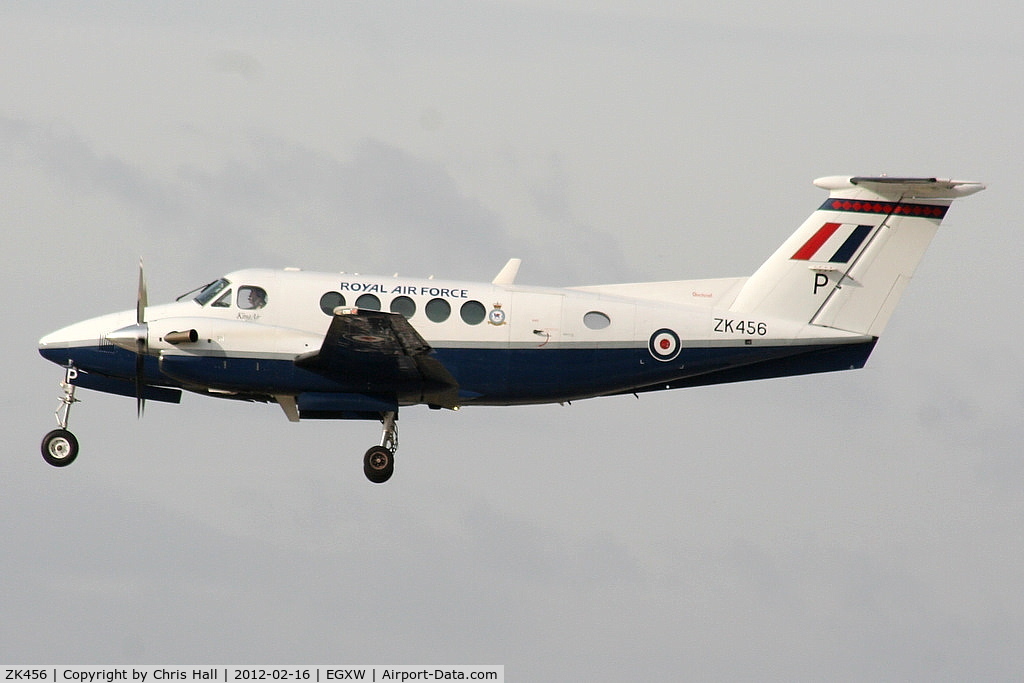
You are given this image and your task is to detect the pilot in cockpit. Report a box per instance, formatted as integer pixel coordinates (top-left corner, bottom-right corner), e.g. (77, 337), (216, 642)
(239, 286), (267, 310)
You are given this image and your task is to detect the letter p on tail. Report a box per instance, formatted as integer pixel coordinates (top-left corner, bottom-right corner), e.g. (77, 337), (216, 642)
(730, 176), (985, 337)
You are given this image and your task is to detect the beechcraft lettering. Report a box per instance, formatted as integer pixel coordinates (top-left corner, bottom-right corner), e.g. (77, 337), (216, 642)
(38, 176), (985, 482)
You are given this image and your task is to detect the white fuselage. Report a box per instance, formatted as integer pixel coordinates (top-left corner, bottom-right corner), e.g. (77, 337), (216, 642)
(40, 267), (870, 409)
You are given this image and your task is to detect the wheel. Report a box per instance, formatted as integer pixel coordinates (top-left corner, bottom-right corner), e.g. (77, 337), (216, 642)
(41, 429), (79, 467)
(363, 445), (394, 484)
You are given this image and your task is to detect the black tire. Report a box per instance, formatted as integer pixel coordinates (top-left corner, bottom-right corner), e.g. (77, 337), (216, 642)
(363, 446), (394, 483)
(41, 429), (79, 467)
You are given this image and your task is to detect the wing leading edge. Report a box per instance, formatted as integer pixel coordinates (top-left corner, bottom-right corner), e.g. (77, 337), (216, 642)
(295, 307), (460, 409)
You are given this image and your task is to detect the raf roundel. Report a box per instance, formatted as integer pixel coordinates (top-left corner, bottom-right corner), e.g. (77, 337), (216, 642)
(648, 328), (681, 362)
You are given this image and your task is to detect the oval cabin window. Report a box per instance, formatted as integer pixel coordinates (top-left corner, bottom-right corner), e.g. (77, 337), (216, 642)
(355, 294), (381, 311)
(425, 298), (451, 323)
(390, 296), (416, 319)
(320, 291), (346, 315)
(460, 300), (486, 325)
(583, 311), (611, 330)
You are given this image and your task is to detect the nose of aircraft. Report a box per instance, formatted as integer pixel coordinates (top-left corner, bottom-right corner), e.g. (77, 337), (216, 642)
(38, 310), (137, 364)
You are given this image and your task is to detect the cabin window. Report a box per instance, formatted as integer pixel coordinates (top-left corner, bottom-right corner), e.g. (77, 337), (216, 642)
(319, 291), (346, 316)
(390, 296), (416, 319)
(238, 286), (268, 310)
(583, 311), (611, 330)
(425, 298), (451, 322)
(460, 300), (486, 325)
(355, 293), (381, 311)
(212, 289), (232, 308)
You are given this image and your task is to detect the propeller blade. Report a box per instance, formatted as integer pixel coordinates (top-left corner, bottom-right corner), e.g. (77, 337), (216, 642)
(137, 258), (148, 325)
(136, 259), (148, 418)
(135, 353), (146, 418)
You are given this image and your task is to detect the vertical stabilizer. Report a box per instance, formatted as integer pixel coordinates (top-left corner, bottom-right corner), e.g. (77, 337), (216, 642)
(729, 176), (984, 336)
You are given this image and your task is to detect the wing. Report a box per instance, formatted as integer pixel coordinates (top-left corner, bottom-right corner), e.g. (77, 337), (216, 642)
(295, 308), (460, 409)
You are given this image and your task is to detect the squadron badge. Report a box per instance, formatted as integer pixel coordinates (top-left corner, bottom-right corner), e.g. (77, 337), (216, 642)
(487, 303), (507, 326)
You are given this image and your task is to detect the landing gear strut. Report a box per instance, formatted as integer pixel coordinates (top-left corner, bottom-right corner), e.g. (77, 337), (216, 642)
(363, 411), (397, 483)
(41, 365), (81, 467)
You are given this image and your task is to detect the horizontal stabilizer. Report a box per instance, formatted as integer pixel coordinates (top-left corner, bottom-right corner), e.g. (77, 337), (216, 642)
(814, 176), (986, 199)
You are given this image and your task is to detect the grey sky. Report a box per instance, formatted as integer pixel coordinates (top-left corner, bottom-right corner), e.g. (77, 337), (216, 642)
(3, 1), (1022, 679)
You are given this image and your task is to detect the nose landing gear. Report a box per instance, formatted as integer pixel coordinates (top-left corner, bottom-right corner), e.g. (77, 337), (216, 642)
(363, 411), (397, 483)
(42, 365), (81, 467)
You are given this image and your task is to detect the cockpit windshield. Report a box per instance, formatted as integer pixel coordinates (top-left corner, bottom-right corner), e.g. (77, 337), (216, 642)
(188, 278), (231, 306)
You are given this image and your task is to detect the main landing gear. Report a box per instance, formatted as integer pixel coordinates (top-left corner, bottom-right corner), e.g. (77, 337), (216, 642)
(41, 365), (81, 467)
(41, 368), (403, 482)
(364, 411), (398, 484)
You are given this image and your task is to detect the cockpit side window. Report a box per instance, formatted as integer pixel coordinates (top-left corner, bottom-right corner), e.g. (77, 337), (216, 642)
(212, 289), (233, 308)
(194, 278), (230, 306)
(238, 286), (268, 310)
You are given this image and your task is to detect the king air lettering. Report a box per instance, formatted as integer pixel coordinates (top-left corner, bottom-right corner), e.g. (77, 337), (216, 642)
(339, 281), (470, 299)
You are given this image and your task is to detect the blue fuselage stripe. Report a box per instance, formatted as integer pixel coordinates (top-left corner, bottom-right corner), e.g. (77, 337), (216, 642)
(40, 340), (877, 407)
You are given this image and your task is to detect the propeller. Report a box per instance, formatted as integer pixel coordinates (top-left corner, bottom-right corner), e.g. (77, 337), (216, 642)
(105, 259), (149, 417)
(135, 259), (148, 417)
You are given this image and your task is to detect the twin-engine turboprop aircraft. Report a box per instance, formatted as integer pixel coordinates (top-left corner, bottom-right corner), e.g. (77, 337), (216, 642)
(38, 176), (984, 482)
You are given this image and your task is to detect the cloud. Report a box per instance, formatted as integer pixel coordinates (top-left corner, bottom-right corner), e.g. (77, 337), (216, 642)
(208, 50), (265, 81)
(3, 115), (631, 286)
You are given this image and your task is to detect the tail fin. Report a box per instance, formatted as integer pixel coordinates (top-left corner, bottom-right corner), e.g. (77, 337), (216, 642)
(730, 176), (985, 336)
